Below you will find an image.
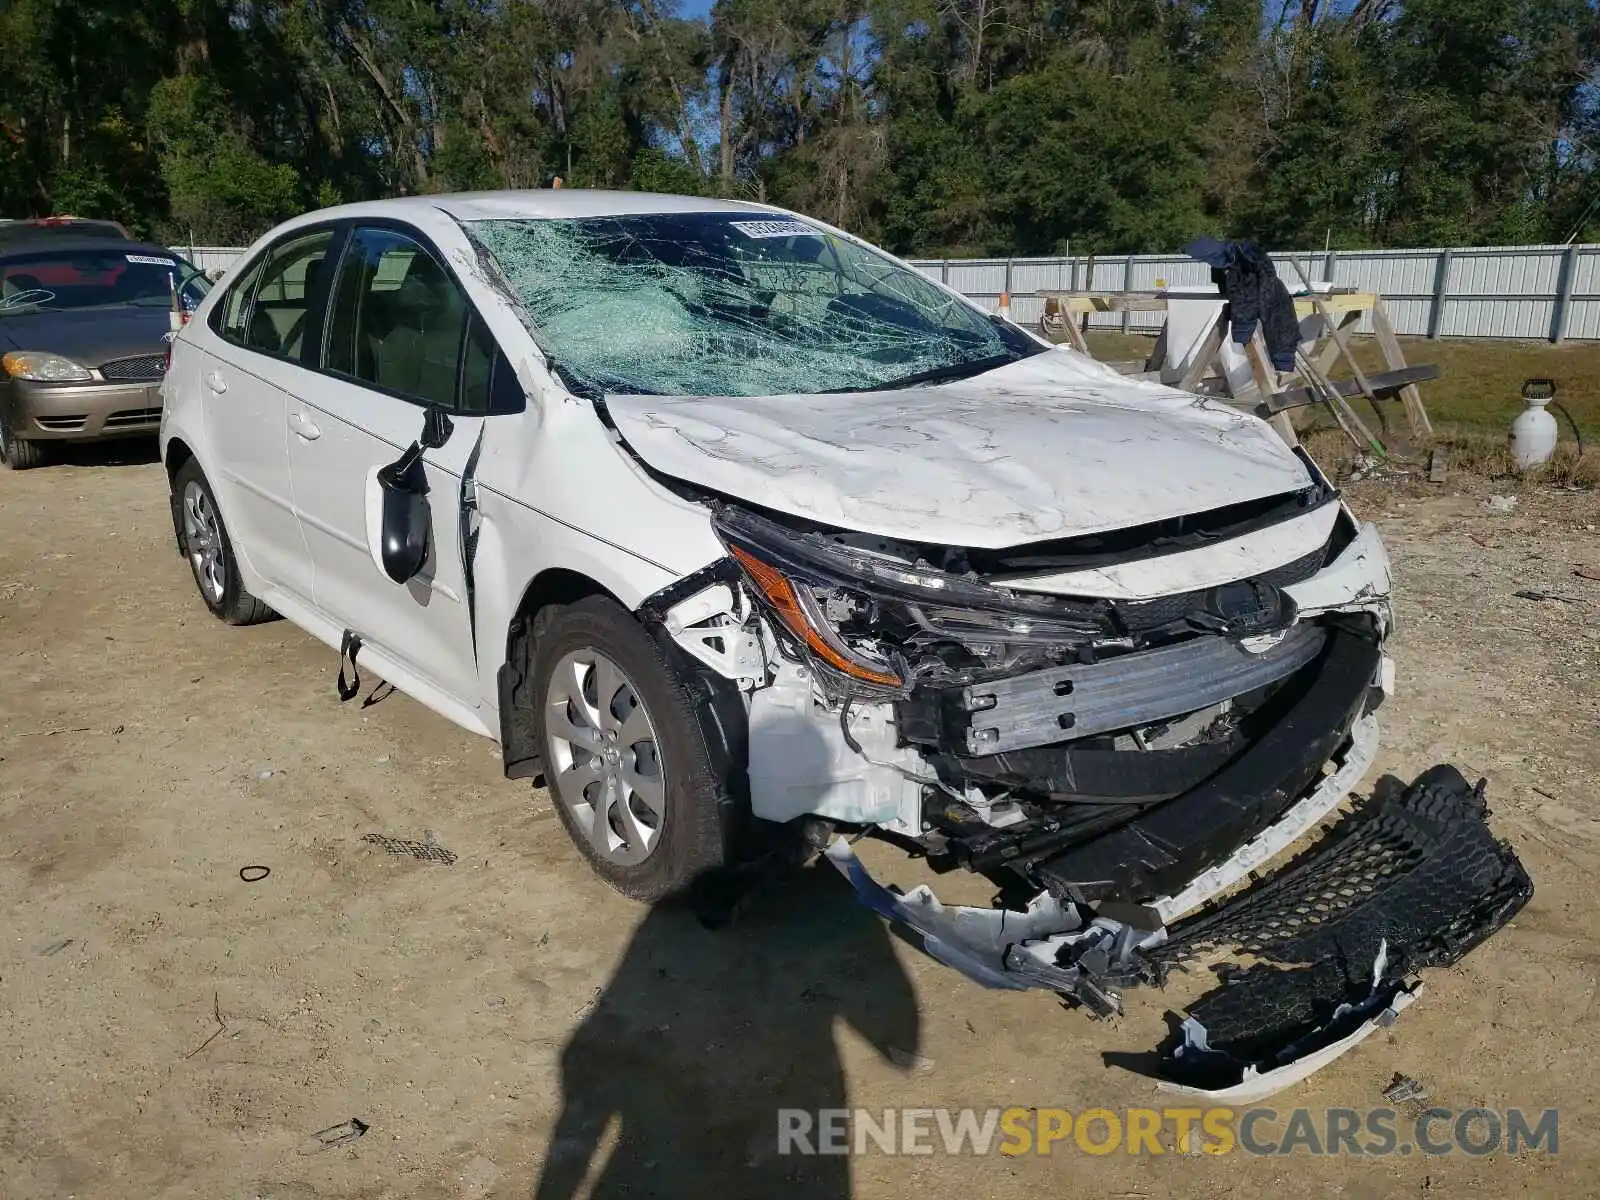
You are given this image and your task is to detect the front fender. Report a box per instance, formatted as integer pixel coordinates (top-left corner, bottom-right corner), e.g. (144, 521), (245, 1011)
(469, 389), (726, 699)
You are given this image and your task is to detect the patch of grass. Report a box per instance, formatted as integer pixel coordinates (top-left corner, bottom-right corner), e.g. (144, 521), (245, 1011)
(1081, 330), (1600, 444)
(1300, 426), (1600, 488)
(1345, 336), (1599, 445)
(1078, 329), (1598, 484)
(1081, 330), (1166, 367)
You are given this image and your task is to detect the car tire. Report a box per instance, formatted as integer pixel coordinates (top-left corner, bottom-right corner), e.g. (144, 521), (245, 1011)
(531, 596), (730, 901)
(173, 459), (275, 626)
(0, 424), (47, 470)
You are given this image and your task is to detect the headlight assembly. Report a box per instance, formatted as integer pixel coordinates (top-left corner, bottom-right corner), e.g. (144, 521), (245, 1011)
(714, 507), (1122, 692)
(726, 542), (905, 688)
(2, 351), (93, 382)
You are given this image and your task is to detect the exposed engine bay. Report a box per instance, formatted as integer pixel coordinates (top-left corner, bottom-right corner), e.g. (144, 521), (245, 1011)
(645, 456), (1394, 908)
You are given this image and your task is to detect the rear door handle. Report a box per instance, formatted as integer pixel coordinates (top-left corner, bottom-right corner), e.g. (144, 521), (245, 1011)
(288, 410), (321, 441)
(204, 371), (227, 394)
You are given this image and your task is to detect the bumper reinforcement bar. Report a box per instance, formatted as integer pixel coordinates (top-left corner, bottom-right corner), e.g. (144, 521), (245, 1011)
(947, 622), (1326, 756)
(1027, 624), (1379, 902)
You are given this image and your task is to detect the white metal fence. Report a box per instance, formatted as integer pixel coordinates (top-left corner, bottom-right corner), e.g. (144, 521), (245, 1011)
(908, 244), (1600, 342)
(174, 245), (249, 275)
(181, 239), (1600, 341)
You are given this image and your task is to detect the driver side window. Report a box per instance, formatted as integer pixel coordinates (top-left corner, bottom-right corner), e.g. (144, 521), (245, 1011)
(325, 227), (469, 409)
(323, 225), (522, 415)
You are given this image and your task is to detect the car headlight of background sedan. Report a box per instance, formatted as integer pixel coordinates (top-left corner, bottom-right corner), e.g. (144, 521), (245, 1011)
(2, 351), (94, 382)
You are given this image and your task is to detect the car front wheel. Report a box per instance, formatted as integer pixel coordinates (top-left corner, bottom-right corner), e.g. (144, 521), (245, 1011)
(531, 596), (731, 901)
(0, 421), (47, 469)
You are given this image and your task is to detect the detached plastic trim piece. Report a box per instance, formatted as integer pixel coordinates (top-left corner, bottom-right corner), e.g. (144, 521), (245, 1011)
(1157, 981), (1423, 1104)
(824, 838), (1081, 992)
(828, 761), (1531, 1104)
(1152, 764), (1533, 1097)
(1153, 711), (1379, 925)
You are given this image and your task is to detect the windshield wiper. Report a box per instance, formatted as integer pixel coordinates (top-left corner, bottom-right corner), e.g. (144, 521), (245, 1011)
(826, 350), (1022, 394)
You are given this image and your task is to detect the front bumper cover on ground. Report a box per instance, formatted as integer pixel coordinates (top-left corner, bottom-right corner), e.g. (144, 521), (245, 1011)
(827, 761), (1532, 1098)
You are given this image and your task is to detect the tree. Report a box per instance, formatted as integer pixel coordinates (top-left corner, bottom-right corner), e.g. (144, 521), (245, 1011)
(0, 0), (1595, 252)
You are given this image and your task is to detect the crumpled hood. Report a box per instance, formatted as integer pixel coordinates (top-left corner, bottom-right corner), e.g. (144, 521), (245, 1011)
(605, 350), (1312, 549)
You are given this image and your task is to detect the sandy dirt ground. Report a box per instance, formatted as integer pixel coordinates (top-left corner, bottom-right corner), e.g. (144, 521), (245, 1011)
(1, 443), (1597, 1199)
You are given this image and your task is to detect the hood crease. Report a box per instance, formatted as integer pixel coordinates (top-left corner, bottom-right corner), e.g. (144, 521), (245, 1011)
(605, 352), (1311, 550)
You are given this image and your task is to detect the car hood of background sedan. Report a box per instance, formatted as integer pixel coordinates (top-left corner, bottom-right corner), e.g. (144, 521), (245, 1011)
(604, 350), (1313, 550)
(0, 306), (174, 366)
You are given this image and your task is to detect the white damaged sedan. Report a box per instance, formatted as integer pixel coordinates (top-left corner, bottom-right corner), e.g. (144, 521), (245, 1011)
(159, 190), (1395, 921)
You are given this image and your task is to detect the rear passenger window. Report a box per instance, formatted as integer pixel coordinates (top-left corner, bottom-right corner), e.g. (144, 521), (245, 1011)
(239, 230), (335, 359)
(216, 257), (265, 341)
(325, 228), (470, 409)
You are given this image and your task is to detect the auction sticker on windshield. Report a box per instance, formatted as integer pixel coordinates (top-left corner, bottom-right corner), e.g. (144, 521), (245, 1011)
(730, 219), (820, 239)
(125, 254), (176, 266)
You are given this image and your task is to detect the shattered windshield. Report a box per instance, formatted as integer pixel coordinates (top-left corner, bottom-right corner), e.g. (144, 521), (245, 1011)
(467, 212), (1043, 397)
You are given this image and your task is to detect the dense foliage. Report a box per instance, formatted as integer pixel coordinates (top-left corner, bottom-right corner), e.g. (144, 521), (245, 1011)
(1, 0), (1596, 255)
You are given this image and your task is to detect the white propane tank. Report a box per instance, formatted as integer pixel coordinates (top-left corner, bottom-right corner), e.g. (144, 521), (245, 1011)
(1511, 379), (1559, 469)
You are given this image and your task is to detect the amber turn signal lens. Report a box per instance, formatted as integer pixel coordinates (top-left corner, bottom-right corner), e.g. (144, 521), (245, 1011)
(728, 544), (902, 688)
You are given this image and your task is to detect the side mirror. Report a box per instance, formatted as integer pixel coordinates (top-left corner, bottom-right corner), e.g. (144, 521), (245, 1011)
(375, 407), (453, 585)
(376, 443), (429, 584)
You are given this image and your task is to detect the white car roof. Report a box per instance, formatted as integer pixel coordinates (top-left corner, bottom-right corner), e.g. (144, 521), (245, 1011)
(279, 190), (782, 229)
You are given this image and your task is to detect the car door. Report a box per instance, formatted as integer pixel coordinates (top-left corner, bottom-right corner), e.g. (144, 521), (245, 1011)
(287, 222), (519, 712)
(201, 229), (335, 602)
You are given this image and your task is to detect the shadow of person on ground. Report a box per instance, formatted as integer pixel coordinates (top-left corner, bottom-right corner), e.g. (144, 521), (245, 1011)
(533, 858), (921, 1199)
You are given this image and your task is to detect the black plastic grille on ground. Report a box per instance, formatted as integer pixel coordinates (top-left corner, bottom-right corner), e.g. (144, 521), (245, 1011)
(1153, 765), (1533, 1077)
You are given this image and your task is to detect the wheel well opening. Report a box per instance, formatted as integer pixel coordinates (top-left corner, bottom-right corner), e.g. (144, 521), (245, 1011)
(165, 437), (194, 484)
(498, 569), (624, 781)
(162, 438), (196, 556)
(507, 569), (622, 659)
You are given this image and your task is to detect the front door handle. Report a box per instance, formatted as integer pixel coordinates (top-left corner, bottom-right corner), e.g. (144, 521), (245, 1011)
(288, 410), (321, 441)
(204, 371), (227, 394)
